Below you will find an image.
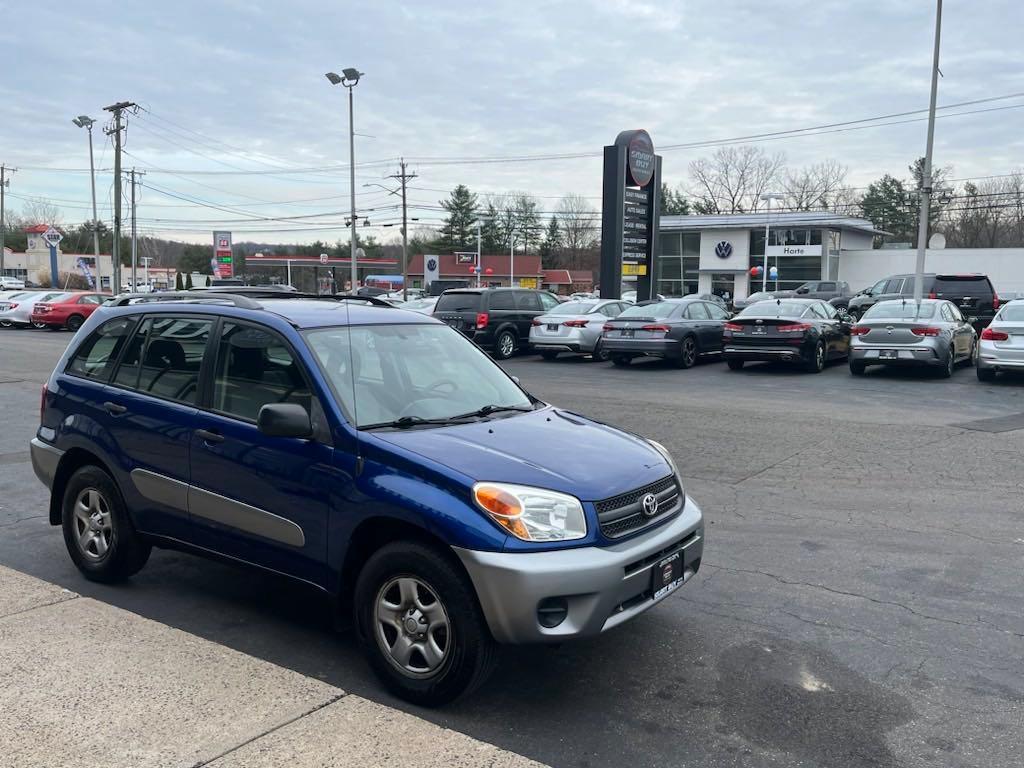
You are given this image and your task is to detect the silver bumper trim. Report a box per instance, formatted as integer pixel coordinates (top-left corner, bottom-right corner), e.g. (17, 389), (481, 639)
(30, 437), (64, 489)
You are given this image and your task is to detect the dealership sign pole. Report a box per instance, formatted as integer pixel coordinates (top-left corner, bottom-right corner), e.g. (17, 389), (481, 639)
(42, 226), (63, 287)
(600, 130), (661, 301)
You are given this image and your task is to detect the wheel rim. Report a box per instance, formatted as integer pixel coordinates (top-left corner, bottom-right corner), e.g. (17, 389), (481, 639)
(69, 316), (83, 330)
(499, 333), (514, 357)
(947, 350), (955, 375)
(683, 339), (696, 366)
(72, 488), (113, 562)
(32, 321), (47, 329)
(816, 344), (825, 370)
(374, 576), (451, 679)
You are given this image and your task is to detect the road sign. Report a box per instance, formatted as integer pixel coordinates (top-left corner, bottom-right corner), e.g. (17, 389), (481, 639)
(320, 253), (329, 264)
(42, 227), (63, 247)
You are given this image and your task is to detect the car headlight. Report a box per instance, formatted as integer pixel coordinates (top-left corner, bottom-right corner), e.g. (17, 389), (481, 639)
(648, 439), (680, 479)
(472, 482), (587, 542)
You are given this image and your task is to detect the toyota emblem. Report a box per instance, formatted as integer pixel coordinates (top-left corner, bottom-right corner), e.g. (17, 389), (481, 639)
(641, 493), (659, 518)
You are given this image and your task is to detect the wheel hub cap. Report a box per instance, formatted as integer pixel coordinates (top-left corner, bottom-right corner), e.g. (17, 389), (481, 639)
(374, 577), (451, 679)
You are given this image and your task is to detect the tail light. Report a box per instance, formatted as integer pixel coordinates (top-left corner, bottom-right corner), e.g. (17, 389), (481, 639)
(641, 324), (671, 333)
(5, 303), (18, 310)
(475, 312), (489, 330)
(910, 326), (941, 337)
(36, 304), (51, 313)
(778, 322), (812, 333)
(531, 318), (542, 326)
(602, 323), (614, 332)
(993, 294), (1000, 310)
(850, 325), (870, 336)
(928, 291), (937, 299)
(723, 322), (743, 332)
(563, 319), (588, 328)
(981, 327), (1008, 341)
(40, 383), (47, 424)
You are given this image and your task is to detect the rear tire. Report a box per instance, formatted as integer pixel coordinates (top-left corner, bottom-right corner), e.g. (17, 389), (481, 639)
(66, 314), (85, 332)
(805, 341), (826, 373)
(977, 366), (996, 382)
(726, 358), (744, 371)
(939, 346), (955, 378)
(849, 360), (866, 376)
(675, 336), (698, 369)
(492, 330), (516, 360)
(591, 341), (610, 362)
(354, 541), (497, 707)
(540, 350), (559, 361)
(61, 466), (151, 583)
(611, 354), (631, 367)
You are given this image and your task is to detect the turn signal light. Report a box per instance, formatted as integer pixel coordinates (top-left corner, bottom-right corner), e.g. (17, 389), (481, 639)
(723, 322), (742, 332)
(473, 485), (529, 539)
(850, 325), (870, 336)
(993, 294), (1001, 310)
(563, 319), (589, 328)
(475, 312), (489, 330)
(778, 323), (812, 333)
(981, 327), (1008, 341)
(910, 326), (941, 337)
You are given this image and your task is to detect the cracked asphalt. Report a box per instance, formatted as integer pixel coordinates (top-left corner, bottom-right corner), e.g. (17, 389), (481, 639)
(2, 330), (1023, 767)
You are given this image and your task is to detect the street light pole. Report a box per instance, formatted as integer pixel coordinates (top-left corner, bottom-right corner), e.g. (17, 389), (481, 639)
(73, 117), (102, 289)
(913, 0), (943, 306)
(476, 219), (482, 288)
(325, 68), (363, 293)
(759, 192), (785, 292)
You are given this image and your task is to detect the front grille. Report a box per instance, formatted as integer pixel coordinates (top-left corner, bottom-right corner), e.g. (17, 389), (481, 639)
(596, 475), (682, 539)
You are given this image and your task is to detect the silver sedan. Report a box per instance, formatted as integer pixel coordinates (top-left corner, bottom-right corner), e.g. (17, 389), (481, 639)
(977, 299), (1024, 381)
(529, 299), (628, 361)
(849, 299), (976, 378)
(0, 291), (69, 328)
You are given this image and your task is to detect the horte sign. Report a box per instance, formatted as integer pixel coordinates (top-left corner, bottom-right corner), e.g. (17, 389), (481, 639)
(766, 244), (822, 257)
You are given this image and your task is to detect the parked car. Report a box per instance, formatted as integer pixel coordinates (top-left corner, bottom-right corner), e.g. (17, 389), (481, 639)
(732, 290), (796, 312)
(529, 299), (629, 361)
(601, 297), (731, 368)
(693, 293), (729, 310)
(432, 287), (562, 359)
(848, 299), (976, 377)
(30, 292), (704, 706)
(356, 286), (390, 297)
(31, 292), (109, 331)
(976, 299), (1024, 381)
(0, 290), (71, 328)
(845, 273), (998, 331)
(794, 281), (851, 302)
(723, 298), (851, 373)
(0, 276), (26, 290)
(397, 296), (439, 315)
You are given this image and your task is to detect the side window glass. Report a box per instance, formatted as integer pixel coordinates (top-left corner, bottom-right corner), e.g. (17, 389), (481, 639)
(116, 317), (212, 404)
(66, 317), (137, 382)
(819, 282), (836, 293)
(112, 318), (152, 389)
(708, 304), (730, 320)
(870, 279), (887, 294)
(79, 294), (102, 305)
(685, 303), (710, 320)
(517, 292), (542, 311)
(212, 323), (312, 422)
(539, 292), (560, 310)
(488, 292), (515, 310)
(883, 279), (903, 294)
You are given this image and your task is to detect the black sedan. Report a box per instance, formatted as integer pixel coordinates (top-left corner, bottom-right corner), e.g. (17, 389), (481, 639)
(600, 297), (731, 368)
(722, 298), (851, 373)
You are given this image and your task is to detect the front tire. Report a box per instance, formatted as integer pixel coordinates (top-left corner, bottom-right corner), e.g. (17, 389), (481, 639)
(354, 541), (497, 707)
(492, 330), (516, 360)
(850, 360), (866, 376)
(611, 354), (632, 367)
(675, 336), (698, 369)
(540, 350), (559, 361)
(61, 466), (151, 583)
(977, 366), (996, 382)
(591, 341), (610, 362)
(726, 358), (744, 371)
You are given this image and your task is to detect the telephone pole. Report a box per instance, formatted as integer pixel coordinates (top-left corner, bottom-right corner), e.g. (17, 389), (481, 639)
(104, 101), (136, 294)
(0, 165), (14, 277)
(129, 169), (144, 292)
(913, 0), (943, 306)
(387, 158), (417, 300)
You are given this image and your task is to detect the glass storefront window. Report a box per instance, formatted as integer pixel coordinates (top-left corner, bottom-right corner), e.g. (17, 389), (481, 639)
(711, 273), (736, 301)
(656, 255), (698, 297)
(660, 233), (681, 256)
(682, 232), (700, 255)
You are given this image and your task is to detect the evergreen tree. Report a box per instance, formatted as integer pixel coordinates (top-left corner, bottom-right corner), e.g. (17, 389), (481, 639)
(439, 185), (479, 249)
(660, 183), (691, 215)
(175, 272), (184, 291)
(860, 174), (914, 244)
(540, 215), (562, 263)
(205, 275), (211, 286)
(480, 203), (502, 253)
(514, 194), (541, 253)
(185, 273), (193, 290)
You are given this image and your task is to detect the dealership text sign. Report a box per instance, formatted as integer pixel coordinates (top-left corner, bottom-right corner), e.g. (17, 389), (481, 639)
(766, 245), (822, 257)
(212, 231), (233, 278)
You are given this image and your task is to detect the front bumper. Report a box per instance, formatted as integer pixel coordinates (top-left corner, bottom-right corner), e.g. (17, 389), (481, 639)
(30, 437), (63, 488)
(600, 337), (680, 357)
(454, 495), (704, 644)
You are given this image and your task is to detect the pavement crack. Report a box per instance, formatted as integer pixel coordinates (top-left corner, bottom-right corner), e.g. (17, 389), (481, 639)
(0, 593), (80, 621)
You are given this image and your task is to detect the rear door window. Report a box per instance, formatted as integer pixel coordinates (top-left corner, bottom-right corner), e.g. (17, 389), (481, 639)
(706, 304), (730, 320)
(434, 293), (481, 313)
(66, 316), (138, 382)
(488, 292), (516, 310)
(883, 278), (905, 294)
(517, 292), (543, 311)
(818, 282), (836, 293)
(683, 302), (709, 320)
(112, 316), (213, 405)
(538, 292), (560, 310)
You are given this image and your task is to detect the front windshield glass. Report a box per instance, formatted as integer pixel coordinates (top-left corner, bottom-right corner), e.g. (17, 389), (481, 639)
(547, 301), (597, 315)
(864, 302), (937, 320)
(619, 302), (677, 319)
(305, 323), (532, 428)
(739, 301), (808, 317)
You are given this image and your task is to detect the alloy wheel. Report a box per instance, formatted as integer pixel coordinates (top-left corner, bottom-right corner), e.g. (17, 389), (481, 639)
(681, 338), (697, 368)
(72, 488), (113, 562)
(374, 576), (451, 679)
(498, 333), (514, 358)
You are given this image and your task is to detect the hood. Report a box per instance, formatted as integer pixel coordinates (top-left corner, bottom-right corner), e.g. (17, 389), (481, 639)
(370, 407), (671, 501)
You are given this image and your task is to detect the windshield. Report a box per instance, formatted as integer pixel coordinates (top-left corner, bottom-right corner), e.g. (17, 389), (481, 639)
(619, 302), (677, 319)
(547, 300), (597, 315)
(306, 323), (532, 428)
(864, 302), (937, 320)
(434, 293), (481, 312)
(745, 292), (774, 301)
(739, 301), (808, 317)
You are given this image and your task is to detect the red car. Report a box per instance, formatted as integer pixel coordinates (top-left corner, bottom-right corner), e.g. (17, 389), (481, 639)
(31, 292), (109, 331)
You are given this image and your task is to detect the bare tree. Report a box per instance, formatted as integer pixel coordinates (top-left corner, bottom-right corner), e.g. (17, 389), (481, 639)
(783, 160), (848, 210)
(20, 197), (64, 228)
(688, 146), (786, 213)
(557, 194), (598, 269)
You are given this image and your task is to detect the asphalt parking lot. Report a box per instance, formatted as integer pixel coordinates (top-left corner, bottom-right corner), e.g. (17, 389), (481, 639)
(2, 329), (1022, 768)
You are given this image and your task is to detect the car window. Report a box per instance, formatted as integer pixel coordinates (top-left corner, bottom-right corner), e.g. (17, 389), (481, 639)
(706, 303), (730, 320)
(66, 317), (138, 382)
(598, 303), (621, 317)
(434, 293), (480, 313)
(549, 301), (598, 315)
(863, 302), (937, 320)
(487, 291), (516, 310)
(78, 294), (104, 305)
(111, 316), (212, 405)
(517, 292), (542, 311)
(538, 292), (560, 310)
(883, 278), (904, 294)
(620, 302), (678, 319)
(818, 282), (836, 293)
(868, 279), (888, 294)
(996, 304), (1024, 322)
(807, 303), (827, 319)
(683, 302), (709, 320)
(820, 302), (837, 319)
(210, 323), (312, 422)
(933, 276), (993, 297)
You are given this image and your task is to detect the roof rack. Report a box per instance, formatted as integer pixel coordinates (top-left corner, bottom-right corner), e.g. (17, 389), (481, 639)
(105, 291), (394, 309)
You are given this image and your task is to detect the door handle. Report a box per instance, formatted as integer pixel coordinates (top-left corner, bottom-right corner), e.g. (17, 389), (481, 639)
(103, 401), (127, 415)
(195, 428), (224, 444)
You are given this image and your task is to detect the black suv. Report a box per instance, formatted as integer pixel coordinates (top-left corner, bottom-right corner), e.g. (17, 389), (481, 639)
(846, 273), (999, 330)
(433, 288), (561, 359)
(795, 281), (851, 302)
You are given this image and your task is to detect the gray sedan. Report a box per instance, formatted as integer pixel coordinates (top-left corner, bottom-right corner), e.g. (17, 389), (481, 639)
(529, 299), (629, 361)
(0, 291), (69, 328)
(732, 290), (795, 312)
(976, 299), (1024, 381)
(849, 299), (976, 378)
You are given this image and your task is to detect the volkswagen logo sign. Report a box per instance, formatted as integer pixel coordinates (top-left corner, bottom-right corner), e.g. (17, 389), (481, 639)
(715, 241), (733, 259)
(426, 257), (438, 272)
(641, 493), (659, 518)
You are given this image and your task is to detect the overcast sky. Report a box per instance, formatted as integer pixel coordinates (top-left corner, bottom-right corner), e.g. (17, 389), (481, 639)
(1, 0), (1021, 244)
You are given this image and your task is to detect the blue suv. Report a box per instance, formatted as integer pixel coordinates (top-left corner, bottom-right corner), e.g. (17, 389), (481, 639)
(30, 291), (704, 706)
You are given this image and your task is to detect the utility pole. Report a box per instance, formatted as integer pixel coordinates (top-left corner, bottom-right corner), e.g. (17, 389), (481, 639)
(104, 101), (136, 295)
(913, 0), (943, 307)
(0, 165), (13, 278)
(129, 168), (144, 292)
(387, 158), (417, 300)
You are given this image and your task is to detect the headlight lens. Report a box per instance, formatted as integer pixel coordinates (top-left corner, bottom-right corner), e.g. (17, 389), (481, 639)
(473, 482), (587, 542)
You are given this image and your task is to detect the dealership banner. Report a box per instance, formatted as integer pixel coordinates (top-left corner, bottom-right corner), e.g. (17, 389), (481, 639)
(213, 231), (233, 277)
(75, 257), (96, 288)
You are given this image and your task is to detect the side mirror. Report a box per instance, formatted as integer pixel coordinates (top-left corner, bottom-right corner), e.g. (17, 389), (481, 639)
(796, 287), (809, 294)
(257, 403), (313, 439)
(968, 316), (978, 326)
(511, 375), (521, 385)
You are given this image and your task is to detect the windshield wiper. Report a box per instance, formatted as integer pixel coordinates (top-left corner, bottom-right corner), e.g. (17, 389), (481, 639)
(360, 404), (533, 431)
(450, 403), (534, 419)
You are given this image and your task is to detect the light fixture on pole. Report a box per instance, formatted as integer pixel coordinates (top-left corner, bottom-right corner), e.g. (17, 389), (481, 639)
(73, 115), (102, 289)
(759, 192), (785, 292)
(326, 67), (363, 293)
